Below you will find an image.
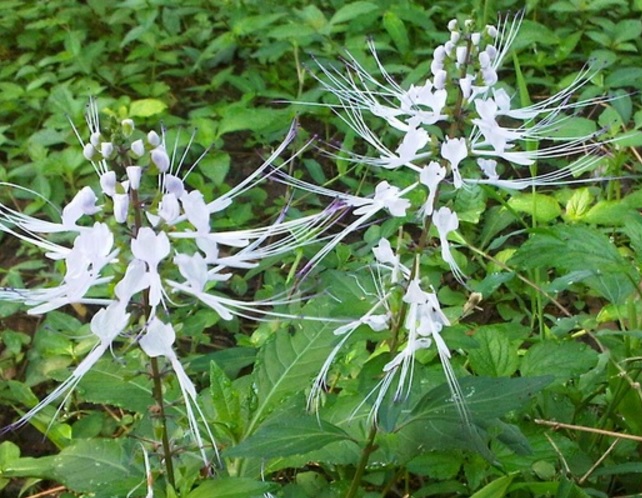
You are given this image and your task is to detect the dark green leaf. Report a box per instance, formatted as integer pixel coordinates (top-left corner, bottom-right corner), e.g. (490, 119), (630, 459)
(224, 416), (354, 458)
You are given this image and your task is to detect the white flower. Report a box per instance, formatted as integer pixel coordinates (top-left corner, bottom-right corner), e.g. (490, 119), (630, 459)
(433, 207), (465, 284)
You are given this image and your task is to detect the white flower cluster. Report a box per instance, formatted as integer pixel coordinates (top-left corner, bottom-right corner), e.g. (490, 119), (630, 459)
(305, 13), (609, 419)
(0, 102), (343, 464)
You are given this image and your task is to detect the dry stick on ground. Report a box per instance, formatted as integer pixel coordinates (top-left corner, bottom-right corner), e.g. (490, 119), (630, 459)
(535, 418), (642, 443)
(579, 438), (619, 485)
(25, 486), (66, 498)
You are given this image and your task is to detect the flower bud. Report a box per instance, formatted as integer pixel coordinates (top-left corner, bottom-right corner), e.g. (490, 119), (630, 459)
(164, 174), (185, 198)
(100, 171), (117, 197)
(456, 45), (468, 65)
(100, 142), (114, 159)
(447, 19), (458, 31)
(433, 69), (447, 90)
(126, 166), (142, 190)
(113, 193), (129, 223)
(130, 139), (145, 157)
(471, 32), (481, 46)
(121, 118), (135, 137)
(90, 131), (102, 148)
(83, 143), (96, 161)
(482, 67), (498, 86)
(147, 130), (161, 147)
(479, 51), (491, 68)
(151, 146), (170, 172)
(486, 25), (497, 38)
(485, 44), (497, 60)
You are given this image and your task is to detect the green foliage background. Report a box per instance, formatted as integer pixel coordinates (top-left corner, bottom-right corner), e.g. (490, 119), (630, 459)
(1, 0), (642, 497)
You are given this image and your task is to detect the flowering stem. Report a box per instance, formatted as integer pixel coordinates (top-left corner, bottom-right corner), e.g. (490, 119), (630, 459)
(345, 424), (378, 498)
(150, 356), (176, 489)
(128, 184), (176, 489)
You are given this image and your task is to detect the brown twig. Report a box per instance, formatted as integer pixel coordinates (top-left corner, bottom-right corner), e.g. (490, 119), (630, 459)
(535, 418), (642, 443)
(25, 486), (66, 498)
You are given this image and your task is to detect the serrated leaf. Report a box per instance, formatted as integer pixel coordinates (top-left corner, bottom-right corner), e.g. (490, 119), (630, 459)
(564, 188), (593, 221)
(186, 477), (276, 498)
(393, 377), (551, 461)
(510, 225), (638, 303)
(521, 341), (598, 384)
(468, 328), (519, 377)
(508, 193), (561, 223)
(210, 360), (241, 438)
(249, 309), (340, 433)
(224, 416), (354, 458)
(77, 358), (153, 413)
(408, 376), (552, 423)
(129, 98), (167, 117)
(50, 439), (141, 496)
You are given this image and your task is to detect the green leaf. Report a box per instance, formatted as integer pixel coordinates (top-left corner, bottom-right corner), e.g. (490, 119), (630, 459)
(330, 1), (379, 24)
(209, 360), (241, 439)
(510, 225), (639, 303)
(77, 358), (153, 413)
(199, 151), (230, 186)
(249, 307), (340, 434)
(224, 416), (354, 458)
(216, 106), (282, 137)
(185, 477), (275, 498)
(470, 474), (516, 498)
(613, 19), (642, 44)
(383, 11), (409, 55)
(409, 376), (553, 423)
(508, 193), (561, 223)
(129, 98), (167, 118)
(393, 377), (551, 460)
(467, 327), (519, 377)
(521, 341), (598, 384)
(564, 188), (593, 221)
(52, 439), (142, 495)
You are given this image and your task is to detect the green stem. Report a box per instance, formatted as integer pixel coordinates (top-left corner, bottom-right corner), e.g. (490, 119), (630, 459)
(150, 356), (176, 489)
(345, 424), (378, 498)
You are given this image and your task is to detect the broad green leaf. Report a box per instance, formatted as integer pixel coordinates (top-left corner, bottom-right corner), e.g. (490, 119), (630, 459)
(216, 107), (282, 137)
(77, 359), (153, 413)
(249, 309), (340, 434)
(198, 151), (230, 186)
(232, 13), (285, 36)
(209, 360), (242, 439)
(224, 416), (354, 459)
(470, 474), (515, 498)
(613, 19), (642, 44)
(129, 98), (167, 117)
(408, 376), (553, 423)
(583, 199), (632, 225)
(520, 341), (598, 384)
(508, 193), (561, 223)
(510, 225), (639, 303)
(564, 188), (593, 221)
(467, 327), (519, 377)
(186, 477), (275, 498)
(383, 11), (409, 55)
(547, 117), (596, 139)
(330, 1), (378, 24)
(392, 377), (551, 461)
